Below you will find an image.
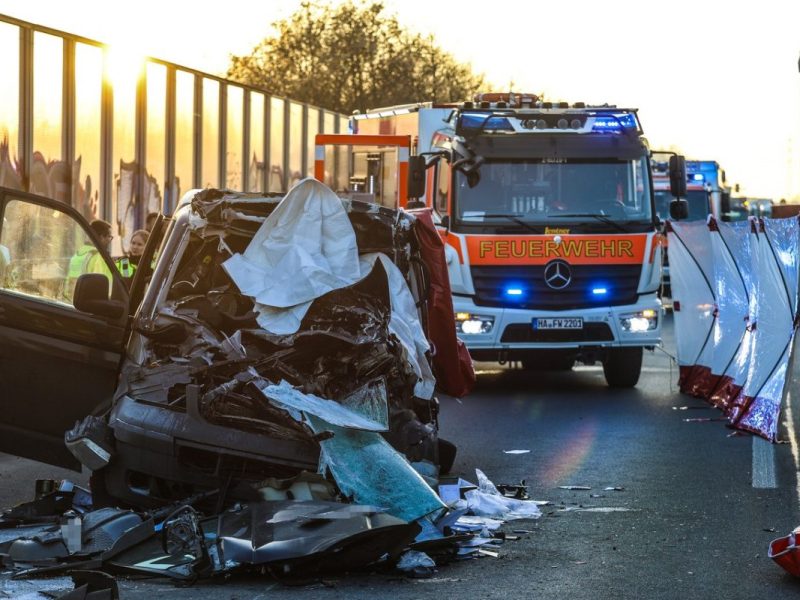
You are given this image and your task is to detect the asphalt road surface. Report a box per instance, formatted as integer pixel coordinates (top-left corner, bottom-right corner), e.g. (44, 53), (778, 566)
(3, 314), (800, 599)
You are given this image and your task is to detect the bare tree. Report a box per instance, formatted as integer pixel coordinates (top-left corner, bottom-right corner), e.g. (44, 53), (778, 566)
(227, 1), (484, 114)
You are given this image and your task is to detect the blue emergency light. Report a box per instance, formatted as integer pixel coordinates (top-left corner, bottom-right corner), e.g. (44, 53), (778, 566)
(691, 173), (704, 181)
(460, 113), (514, 132)
(591, 113), (637, 131)
(591, 287), (609, 296)
(505, 287), (524, 297)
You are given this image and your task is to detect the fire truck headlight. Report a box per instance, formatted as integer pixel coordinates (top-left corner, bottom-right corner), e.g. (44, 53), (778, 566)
(456, 312), (495, 334)
(619, 309), (658, 333)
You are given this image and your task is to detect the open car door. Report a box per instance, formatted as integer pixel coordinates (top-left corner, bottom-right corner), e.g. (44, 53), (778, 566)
(0, 188), (130, 469)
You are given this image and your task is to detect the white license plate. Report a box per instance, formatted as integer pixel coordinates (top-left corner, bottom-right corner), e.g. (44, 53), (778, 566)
(533, 317), (584, 330)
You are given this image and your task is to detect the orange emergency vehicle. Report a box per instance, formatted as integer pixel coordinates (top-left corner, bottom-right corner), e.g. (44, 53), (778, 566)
(315, 93), (686, 387)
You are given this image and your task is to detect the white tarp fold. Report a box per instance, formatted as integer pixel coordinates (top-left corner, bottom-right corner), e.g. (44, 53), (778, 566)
(706, 219), (753, 405)
(731, 218), (799, 440)
(667, 220), (716, 395)
(709, 220), (758, 408)
(223, 178), (360, 334)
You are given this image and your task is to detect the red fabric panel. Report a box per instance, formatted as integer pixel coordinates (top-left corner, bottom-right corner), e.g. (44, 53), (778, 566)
(678, 365), (693, 391)
(410, 209), (476, 397)
(709, 376), (741, 412)
(684, 365), (720, 400)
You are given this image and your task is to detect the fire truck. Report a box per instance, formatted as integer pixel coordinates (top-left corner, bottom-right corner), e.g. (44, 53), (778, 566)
(315, 94), (687, 387)
(653, 159), (731, 222)
(652, 159), (733, 295)
(654, 161), (706, 222)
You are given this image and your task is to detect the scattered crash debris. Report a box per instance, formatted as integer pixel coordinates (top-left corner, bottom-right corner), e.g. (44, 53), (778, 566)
(440, 470), (544, 522)
(396, 550), (437, 577)
(56, 571), (119, 600)
(0, 472), (534, 585)
(558, 485), (592, 491)
(0, 480), (92, 528)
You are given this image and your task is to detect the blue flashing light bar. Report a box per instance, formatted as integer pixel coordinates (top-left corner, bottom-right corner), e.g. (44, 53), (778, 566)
(591, 287), (609, 296)
(591, 113), (637, 131)
(505, 287), (524, 297)
(691, 173), (705, 181)
(460, 113), (514, 132)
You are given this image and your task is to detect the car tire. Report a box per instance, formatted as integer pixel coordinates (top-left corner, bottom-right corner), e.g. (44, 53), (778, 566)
(603, 347), (643, 388)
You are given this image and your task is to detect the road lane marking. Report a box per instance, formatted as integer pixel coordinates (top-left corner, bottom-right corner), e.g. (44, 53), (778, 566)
(559, 507), (636, 513)
(752, 436), (777, 489)
(784, 391), (800, 505)
(572, 366), (672, 373)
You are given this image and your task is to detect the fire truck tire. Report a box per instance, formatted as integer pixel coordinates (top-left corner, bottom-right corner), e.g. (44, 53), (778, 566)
(603, 347), (643, 388)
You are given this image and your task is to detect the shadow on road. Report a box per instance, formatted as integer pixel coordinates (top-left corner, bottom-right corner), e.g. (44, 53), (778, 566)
(470, 362), (639, 398)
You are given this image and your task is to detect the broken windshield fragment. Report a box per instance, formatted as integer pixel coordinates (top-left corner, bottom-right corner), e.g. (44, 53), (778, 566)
(308, 416), (446, 523)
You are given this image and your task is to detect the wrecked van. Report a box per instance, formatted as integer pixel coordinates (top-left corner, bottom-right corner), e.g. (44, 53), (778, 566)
(0, 180), (472, 508)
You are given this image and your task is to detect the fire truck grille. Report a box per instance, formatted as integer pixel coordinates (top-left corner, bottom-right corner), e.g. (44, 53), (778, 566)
(470, 264), (643, 311)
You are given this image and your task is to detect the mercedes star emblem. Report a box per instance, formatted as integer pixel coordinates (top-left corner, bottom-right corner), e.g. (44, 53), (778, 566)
(544, 260), (572, 290)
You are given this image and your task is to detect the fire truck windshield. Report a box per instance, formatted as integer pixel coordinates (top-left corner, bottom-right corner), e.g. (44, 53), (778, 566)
(654, 190), (709, 222)
(454, 158), (653, 230)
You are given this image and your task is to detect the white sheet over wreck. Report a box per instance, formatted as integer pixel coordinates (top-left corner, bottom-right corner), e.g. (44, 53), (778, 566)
(224, 178), (435, 399)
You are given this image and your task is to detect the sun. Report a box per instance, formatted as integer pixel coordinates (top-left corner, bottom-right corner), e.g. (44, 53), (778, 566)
(103, 43), (145, 91)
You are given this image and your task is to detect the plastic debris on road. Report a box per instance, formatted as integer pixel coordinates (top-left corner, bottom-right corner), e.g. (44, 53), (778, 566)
(448, 469), (543, 521)
(769, 527), (800, 577)
(397, 550), (437, 577)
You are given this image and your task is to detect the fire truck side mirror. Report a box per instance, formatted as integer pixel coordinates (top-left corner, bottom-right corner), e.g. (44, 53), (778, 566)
(408, 155), (427, 199)
(669, 199), (689, 220)
(668, 155), (687, 198)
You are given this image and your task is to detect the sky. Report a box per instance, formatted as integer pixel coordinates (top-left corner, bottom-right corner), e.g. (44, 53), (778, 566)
(3, 0), (799, 200)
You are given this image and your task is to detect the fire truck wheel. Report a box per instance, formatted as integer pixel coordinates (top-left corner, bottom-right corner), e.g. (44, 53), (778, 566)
(603, 347), (643, 388)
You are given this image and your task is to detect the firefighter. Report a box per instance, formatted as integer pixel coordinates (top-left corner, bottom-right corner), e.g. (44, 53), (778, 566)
(116, 229), (149, 280)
